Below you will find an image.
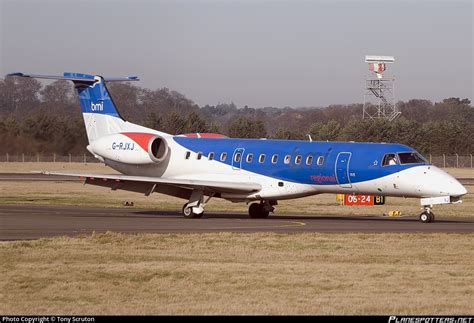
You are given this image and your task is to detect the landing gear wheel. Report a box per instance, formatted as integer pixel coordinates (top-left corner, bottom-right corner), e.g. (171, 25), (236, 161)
(420, 210), (434, 223)
(182, 204), (204, 219)
(249, 203), (269, 219)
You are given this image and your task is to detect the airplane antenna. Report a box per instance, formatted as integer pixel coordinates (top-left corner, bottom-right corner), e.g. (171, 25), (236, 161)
(363, 55), (400, 121)
(307, 134), (313, 142)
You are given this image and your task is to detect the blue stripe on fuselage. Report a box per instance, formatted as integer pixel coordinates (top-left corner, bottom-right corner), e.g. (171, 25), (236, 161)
(173, 137), (426, 185)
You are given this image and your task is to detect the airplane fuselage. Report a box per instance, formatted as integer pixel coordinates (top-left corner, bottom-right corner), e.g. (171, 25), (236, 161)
(104, 135), (467, 203)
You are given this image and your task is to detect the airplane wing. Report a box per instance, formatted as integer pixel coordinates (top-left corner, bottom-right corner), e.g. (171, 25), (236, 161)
(41, 171), (261, 197)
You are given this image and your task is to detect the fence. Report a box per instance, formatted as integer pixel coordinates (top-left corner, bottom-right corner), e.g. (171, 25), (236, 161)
(0, 154), (99, 164)
(428, 155), (473, 168)
(0, 153), (473, 168)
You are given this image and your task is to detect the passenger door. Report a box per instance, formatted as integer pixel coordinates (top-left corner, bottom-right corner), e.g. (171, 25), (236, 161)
(335, 152), (352, 188)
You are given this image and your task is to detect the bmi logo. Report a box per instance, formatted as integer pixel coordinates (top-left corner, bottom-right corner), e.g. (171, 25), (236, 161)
(90, 102), (104, 111)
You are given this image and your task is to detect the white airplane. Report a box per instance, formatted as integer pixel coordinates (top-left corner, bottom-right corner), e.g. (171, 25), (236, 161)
(7, 72), (468, 222)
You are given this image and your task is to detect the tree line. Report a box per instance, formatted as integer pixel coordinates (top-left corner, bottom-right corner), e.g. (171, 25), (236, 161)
(0, 77), (472, 155)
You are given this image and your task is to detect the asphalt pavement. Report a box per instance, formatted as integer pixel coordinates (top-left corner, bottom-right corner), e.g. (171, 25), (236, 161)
(1, 204), (472, 240)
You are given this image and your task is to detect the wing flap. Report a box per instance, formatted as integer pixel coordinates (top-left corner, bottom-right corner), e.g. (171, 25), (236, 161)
(41, 171), (261, 194)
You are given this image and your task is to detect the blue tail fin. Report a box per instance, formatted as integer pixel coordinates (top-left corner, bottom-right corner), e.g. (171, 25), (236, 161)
(6, 72), (140, 143)
(66, 72), (123, 119)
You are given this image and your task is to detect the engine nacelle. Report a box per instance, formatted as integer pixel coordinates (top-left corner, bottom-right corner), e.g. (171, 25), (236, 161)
(88, 132), (169, 165)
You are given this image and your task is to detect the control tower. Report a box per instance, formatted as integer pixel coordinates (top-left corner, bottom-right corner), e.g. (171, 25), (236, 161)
(363, 55), (400, 121)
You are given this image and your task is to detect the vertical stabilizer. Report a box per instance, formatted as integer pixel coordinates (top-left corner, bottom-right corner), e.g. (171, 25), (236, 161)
(6, 72), (149, 143)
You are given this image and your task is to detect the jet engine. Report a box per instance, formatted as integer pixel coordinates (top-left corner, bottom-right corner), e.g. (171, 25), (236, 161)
(87, 132), (169, 165)
(148, 136), (168, 163)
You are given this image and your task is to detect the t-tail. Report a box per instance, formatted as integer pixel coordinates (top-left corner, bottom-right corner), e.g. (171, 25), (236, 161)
(6, 72), (161, 143)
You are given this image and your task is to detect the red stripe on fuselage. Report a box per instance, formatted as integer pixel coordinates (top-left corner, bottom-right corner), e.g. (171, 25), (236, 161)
(181, 133), (227, 138)
(121, 132), (155, 151)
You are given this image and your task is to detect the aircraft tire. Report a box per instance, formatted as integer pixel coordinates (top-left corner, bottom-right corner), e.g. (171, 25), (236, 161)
(182, 204), (204, 219)
(249, 203), (269, 219)
(419, 211), (434, 223)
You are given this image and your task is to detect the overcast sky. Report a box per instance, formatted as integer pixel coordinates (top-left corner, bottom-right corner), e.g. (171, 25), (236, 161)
(1, 0), (472, 108)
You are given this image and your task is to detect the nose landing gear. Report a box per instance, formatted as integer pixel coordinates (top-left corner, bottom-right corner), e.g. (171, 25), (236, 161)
(418, 195), (464, 223)
(419, 206), (435, 223)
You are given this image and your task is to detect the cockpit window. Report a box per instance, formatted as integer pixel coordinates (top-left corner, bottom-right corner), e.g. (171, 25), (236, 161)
(382, 153), (398, 166)
(398, 152), (427, 165)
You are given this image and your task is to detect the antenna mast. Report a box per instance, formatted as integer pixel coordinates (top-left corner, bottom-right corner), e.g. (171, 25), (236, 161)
(363, 55), (400, 121)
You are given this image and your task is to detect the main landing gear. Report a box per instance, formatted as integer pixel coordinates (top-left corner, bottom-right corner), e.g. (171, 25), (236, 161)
(182, 190), (213, 219)
(182, 193), (277, 219)
(419, 206), (435, 223)
(248, 200), (276, 218)
(182, 203), (204, 219)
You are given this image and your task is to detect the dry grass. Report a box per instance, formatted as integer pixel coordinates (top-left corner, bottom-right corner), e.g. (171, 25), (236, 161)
(0, 163), (472, 217)
(0, 232), (472, 315)
(1, 163), (472, 315)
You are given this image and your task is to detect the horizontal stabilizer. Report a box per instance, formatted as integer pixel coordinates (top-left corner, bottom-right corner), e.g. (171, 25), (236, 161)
(6, 72), (139, 82)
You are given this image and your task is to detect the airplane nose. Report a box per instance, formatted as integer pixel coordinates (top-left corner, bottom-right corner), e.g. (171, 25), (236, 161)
(435, 168), (467, 197)
(413, 166), (468, 197)
(451, 180), (468, 197)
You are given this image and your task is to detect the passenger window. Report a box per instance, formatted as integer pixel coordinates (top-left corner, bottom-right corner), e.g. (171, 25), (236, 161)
(295, 155), (302, 165)
(208, 152), (214, 161)
(306, 155), (313, 165)
(220, 152), (227, 161)
(382, 153), (398, 166)
(197, 152), (202, 160)
(259, 154), (266, 163)
(185, 151), (191, 160)
(246, 153), (253, 163)
(317, 156), (324, 166)
(284, 155), (291, 164)
(271, 154), (278, 164)
(234, 152), (241, 162)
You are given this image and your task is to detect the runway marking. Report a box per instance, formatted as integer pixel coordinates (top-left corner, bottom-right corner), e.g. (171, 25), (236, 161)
(287, 221), (306, 226)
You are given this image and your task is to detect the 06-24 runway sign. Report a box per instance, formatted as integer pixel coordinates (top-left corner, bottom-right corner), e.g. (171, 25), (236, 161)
(341, 194), (386, 206)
